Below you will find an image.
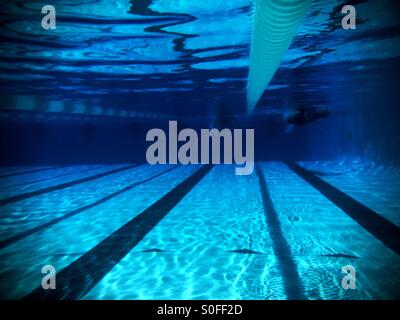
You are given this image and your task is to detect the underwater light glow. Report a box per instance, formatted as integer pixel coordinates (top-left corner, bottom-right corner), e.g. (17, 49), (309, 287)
(0, 0), (399, 306)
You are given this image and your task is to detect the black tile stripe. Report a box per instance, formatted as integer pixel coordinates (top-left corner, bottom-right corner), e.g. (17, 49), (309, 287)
(286, 162), (400, 256)
(256, 164), (306, 300)
(3, 165), (108, 190)
(0, 166), (62, 179)
(0, 164), (138, 207)
(23, 165), (213, 300)
(0, 166), (177, 250)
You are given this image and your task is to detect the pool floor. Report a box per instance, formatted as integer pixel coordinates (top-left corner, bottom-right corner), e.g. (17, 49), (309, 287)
(0, 161), (399, 300)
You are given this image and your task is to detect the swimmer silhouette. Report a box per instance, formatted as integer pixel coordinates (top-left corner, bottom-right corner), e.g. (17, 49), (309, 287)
(287, 106), (330, 125)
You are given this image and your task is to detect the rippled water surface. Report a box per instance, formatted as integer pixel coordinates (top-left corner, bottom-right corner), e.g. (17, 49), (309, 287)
(1, 0), (399, 116)
(0, 0), (399, 301)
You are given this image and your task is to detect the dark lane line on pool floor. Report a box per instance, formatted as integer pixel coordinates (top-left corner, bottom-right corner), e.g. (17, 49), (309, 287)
(23, 165), (213, 300)
(0, 166), (178, 250)
(2, 165), (108, 190)
(256, 164), (306, 300)
(0, 166), (62, 179)
(286, 162), (400, 256)
(0, 164), (138, 207)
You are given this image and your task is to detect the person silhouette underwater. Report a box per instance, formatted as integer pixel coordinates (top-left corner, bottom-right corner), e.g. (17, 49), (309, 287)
(287, 106), (330, 125)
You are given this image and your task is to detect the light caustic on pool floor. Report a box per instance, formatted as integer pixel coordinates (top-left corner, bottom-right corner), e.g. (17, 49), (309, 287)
(300, 160), (400, 227)
(0, 162), (399, 300)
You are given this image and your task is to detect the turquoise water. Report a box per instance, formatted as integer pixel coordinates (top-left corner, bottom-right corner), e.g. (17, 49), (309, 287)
(300, 160), (400, 227)
(0, 0), (399, 301)
(0, 162), (398, 300)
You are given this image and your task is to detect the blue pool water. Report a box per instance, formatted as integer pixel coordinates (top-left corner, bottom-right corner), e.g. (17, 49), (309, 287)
(0, 0), (399, 300)
(0, 162), (399, 299)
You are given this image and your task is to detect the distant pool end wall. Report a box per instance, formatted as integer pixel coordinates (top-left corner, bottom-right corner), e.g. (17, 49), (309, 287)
(247, 0), (312, 113)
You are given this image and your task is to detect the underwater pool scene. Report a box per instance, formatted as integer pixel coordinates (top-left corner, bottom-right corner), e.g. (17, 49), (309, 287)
(0, 0), (400, 301)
